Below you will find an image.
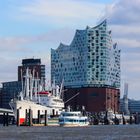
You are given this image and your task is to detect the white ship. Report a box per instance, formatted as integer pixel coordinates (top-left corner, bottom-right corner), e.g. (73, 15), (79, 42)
(9, 68), (64, 125)
(34, 80), (64, 116)
(59, 111), (89, 127)
(59, 107), (89, 127)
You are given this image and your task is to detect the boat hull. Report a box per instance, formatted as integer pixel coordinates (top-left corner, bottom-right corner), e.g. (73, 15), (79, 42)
(10, 100), (52, 125)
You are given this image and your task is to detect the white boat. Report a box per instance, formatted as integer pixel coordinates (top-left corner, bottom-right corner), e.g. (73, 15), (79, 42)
(34, 90), (64, 116)
(9, 68), (64, 125)
(10, 99), (51, 124)
(102, 110), (133, 124)
(34, 80), (64, 116)
(59, 111), (89, 127)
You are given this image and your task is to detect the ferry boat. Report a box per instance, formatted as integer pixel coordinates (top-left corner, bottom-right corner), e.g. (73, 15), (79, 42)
(9, 68), (64, 125)
(59, 111), (89, 127)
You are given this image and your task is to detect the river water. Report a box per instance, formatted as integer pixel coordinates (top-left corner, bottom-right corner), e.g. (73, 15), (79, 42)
(0, 125), (139, 140)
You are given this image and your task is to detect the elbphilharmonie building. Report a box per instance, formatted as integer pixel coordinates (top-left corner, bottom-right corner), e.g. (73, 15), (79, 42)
(51, 20), (120, 112)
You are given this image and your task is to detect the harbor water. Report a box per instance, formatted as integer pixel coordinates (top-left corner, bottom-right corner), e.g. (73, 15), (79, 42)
(0, 125), (140, 140)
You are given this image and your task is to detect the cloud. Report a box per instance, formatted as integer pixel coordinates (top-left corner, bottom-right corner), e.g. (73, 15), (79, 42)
(0, 57), (19, 82)
(20, 0), (104, 18)
(103, 0), (140, 98)
(15, 0), (105, 26)
(104, 0), (140, 25)
(114, 38), (140, 54)
(0, 37), (29, 52)
(0, 27), (74, 52)
(111, 25), (140, 39)
(0, 27), (75, 83)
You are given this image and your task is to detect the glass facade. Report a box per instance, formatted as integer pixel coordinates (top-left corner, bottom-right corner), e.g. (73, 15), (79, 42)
(1, 81), (22, 108)
(51, 20), (120, 88)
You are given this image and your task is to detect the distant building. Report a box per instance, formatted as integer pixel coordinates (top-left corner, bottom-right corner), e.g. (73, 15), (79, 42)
(18, 58), (45, 86)
(120, 98), (140, 114)
(121, 83), (130, 114)
(0, 81), (21, 109)
(51, 20), (120, 88)
(0, 88), (2, 108)
(51, 20), (121, 112)
(1, 58), (45, 109)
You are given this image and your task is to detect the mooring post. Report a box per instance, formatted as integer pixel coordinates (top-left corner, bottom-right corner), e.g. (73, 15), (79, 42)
(134, 112), (138, 124)
(44, 110), (48, 126)
(29, 109), (32, 126)
(17, 109), (20, 126)
(129, 115), (132, 124)
(6, 112), (9, 126)
(52, 109), (55, 117)
(122, 113), (126, 125)
(3, 112), (6, 126)
(25, 109), (28, 125)
(38, 110), (40, 124)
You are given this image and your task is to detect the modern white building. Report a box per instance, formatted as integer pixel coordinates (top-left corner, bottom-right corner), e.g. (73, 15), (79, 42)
(51, 20), (120, 88)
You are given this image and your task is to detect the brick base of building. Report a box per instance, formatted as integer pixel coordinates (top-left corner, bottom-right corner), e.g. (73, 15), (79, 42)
(64, 87), (120, 113)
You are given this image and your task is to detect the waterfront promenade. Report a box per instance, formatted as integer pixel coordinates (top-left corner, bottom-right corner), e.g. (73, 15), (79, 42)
(0, 125), (140, 140)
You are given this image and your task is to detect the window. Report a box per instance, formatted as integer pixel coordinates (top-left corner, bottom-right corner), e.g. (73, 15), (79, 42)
(90, 93), (99, 97)
(101, 37), (103, 40)
(88, 65), (91, 68)
(96, 30), (99, 34)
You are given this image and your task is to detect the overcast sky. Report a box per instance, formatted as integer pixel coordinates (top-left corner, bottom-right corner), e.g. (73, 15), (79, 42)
(0, 0), (140, 99)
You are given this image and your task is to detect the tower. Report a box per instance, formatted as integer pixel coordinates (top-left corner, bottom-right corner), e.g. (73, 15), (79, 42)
(123, 83), (130, 114)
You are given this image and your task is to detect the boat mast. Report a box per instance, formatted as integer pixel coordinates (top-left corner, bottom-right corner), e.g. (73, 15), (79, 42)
(25, 67), (30, 100)
(32, 69), (35, 100)
(60, 79), (64, 99)
(52, 77), (56, 96)
(29, 69), (33, 100)
(37, 72), (40, 103)
(34, 79), (37, 101)
(20, 68), (24, 100)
